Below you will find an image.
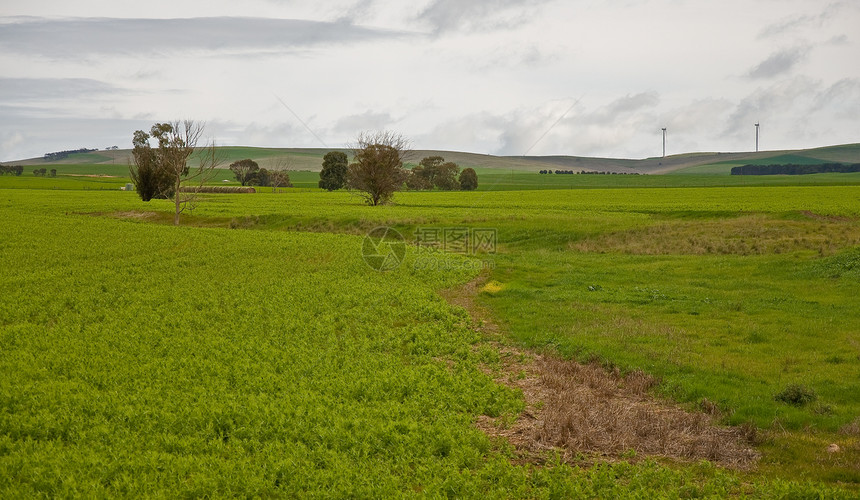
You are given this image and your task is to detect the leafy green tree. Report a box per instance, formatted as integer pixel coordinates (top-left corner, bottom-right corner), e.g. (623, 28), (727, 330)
(319, 151), (349, 191)
(417, 156), (445, 186)
(434, 162), (460, 190)
(459, 167), (478, 191)
(49, 168), (57, 178)
(346, 131), (410, 206)
(129, 129), (174, 201)
(229, 159), (259, 186)
(129, 121), (221, 225)
(405, 166), (432, 190)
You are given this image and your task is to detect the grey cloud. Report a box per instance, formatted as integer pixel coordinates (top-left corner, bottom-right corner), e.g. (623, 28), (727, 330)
(813, 78), (860, 118)
(0, 78), (124, 102)
(417, 0), (553, 34)
(0, 107), (152, 161)
(722, 76), (819, 139)
(758, 2), (850, 39)
(0, 16), (408, 58)
(758, 14), (815, 39)
(604, 92), (659, 116)
(746, 46), (809, 79)
(332, 111), (396, 134)
(336, 0), (378, 24)
(827, 34), (849, 45)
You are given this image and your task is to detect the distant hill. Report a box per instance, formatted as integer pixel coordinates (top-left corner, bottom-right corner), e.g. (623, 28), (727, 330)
(9, 143), (860, 175)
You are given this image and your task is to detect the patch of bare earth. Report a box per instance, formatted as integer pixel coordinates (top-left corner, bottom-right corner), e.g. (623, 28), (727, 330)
(441, 276), (760, 470)
(109, 211), (160, 220)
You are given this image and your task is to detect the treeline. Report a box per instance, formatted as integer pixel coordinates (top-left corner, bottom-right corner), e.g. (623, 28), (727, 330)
(0, 165), (24, 176)
(731, 163), (860, 175)
(44, 148), (97, 162)
(317, 152), (478, 192)
(404, 156), (477, 191)
(228, 159), (292, 188)
(539, 169), (640, 175)
(32, 168), (57, 177)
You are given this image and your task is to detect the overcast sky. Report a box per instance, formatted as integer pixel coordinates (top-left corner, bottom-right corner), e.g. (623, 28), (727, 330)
(1, 0), (859, 162)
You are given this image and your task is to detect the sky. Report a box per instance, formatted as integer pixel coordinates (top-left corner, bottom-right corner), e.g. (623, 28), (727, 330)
(1, 0), (859, 162)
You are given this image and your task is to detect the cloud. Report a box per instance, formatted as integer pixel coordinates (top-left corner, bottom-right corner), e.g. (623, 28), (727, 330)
(0, 78), (124, 102)
(1, 131), (25, 155)
(332, 111), (396, 134)
(758, 14), (815, 39)
(419, 93), (661, 157)
(0, 109), (152, 161)
(722, 76), (820, 140)
(813, 78), (860, 119)
(746, 46), (809, 79)
(757, 2), (852, 39)
(416, 0), (553, 34)
(591, 92), (659, 125)
(0, 16), (410, 58)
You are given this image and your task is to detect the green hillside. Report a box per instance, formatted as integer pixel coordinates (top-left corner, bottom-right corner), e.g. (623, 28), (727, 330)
(8, 143), (860, 176)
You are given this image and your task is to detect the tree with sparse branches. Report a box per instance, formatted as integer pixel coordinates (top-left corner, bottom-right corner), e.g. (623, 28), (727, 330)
(129, 121), (222, 225)
(346, 131), (411, 206)
(319, 151), (348, 191)
(230, 159), (259, 186)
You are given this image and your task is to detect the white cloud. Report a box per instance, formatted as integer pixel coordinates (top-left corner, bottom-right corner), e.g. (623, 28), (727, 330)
(1, 0), (859, 160)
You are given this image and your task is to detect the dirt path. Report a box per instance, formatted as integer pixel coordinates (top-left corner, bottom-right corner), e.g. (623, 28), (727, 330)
(440, 276), (760, 469)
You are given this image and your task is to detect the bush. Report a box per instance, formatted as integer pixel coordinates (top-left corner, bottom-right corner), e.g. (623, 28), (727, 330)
(319, 151), (348, 191)
(774, 384), (817, 406)
(459, 168), (478, 191)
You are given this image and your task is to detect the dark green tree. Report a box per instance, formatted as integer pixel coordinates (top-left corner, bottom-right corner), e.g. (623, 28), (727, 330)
(229, 159), (259, 186)
(129, 121), (221, 225)
(434, 162), (460, 190)
(129, 129), (173, 201)
(417, 156), (445, 186)
(319, 151), (349, 191)
(405, 166), (432, 190)
(459, 167), (478, 191)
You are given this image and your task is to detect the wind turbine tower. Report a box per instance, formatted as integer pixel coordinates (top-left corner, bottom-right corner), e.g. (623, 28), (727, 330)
(755, 122), (760, 152)
(662, 128), (667, 158)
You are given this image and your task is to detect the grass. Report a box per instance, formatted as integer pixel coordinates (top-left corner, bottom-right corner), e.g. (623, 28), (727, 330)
(1, 182), (859, 496)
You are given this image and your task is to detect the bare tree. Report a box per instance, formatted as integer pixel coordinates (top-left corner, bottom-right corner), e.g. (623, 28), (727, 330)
(346, 131), (411, 206)
(131, 120), (222, 225)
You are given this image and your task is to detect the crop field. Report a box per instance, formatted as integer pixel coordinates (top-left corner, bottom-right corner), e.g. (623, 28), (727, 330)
(1, 178), (859, 496)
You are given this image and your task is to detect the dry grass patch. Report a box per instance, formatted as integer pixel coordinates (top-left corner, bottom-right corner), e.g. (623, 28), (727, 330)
(442, 277), (760, 470)
(569, 214), (860, 255)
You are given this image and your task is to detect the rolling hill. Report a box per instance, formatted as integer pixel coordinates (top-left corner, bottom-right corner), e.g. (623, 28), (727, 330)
(8, 143), (860, 175)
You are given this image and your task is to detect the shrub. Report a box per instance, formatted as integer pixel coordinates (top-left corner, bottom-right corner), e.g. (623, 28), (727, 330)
(459, 168), (478, 191)
(319, 151), (348, 191)
(774, 384), (817, 406)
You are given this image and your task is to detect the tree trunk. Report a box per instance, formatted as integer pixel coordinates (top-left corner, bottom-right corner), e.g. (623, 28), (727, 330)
(174, 177), (181, 226)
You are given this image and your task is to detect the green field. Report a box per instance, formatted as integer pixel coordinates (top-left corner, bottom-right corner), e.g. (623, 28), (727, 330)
(1, 172), (859, 496)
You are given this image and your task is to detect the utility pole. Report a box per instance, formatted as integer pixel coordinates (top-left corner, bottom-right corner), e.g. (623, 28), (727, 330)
(662, 128), (667, 158)
(755, 122), (760, 152)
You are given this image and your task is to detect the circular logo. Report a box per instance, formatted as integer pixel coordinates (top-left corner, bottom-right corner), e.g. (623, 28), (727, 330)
(362, 226), (406, 271)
